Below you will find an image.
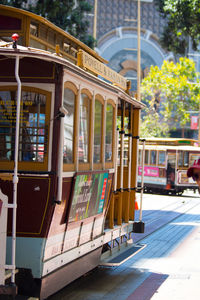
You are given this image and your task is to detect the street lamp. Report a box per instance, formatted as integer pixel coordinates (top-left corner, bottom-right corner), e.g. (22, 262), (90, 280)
(137, 0), (141, 101)
(93, 0), (97, 40)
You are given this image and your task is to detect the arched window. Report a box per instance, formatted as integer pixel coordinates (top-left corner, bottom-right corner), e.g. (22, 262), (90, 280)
(63, 88), (75, 164)
(94, 99), (103, 163)
(105, 103), (114, 162)
(79, 93), (90, 163)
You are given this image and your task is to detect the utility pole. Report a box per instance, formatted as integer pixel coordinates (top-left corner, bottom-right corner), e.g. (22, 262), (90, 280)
(137, 0), (141, 101)
(93, 0), (98, 40)
(198, 102), (200, 144)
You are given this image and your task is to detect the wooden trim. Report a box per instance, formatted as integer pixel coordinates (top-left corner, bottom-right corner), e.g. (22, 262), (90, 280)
(63, 163), (75, 172)
(64, 81), (78, 95)
(93, 163), (103, 170)
(95, 93), (104, 104)
(105, 162), (114, 169)
(78, 163), (90, 171)
(107, 99), (116, 106)
(81, 88), (93, 99)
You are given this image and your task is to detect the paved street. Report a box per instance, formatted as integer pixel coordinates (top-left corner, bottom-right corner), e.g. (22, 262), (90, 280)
(44, 190), (200, 300)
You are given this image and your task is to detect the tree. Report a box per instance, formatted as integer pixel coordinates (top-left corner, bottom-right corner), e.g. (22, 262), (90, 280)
(140, 109), (169, 138)
(0, 0), (27, 6)
(154, 0), (200, 55)
(0, 0), (96, 48)
(141, 57), (200, 138)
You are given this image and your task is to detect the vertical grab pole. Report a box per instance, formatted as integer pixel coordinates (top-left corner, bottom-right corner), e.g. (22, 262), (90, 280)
(56, 113), (64, 204)
(125, 104), (132, 223)
(139, 139), (145, 222)
(12, 55), (21, 284)
(114, 128), (119, 192)
(109, 127), (119, 229)
(118, 100), (124, 225)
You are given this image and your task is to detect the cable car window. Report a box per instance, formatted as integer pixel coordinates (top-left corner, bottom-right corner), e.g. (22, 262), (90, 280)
(79, 93), (90, 163)
(0, 89), (47, 162)
(158, 151), (166, 165)
(189, 154), (200, 167)
(63, 88), (75, 164)
(183, 151), (189, 167)
(105, 104), (113, 162)
(178, 151), (183, 167)
(145, 150), (149, 164)
(94, 100), (102, 163)
(150, 150), (157, 165)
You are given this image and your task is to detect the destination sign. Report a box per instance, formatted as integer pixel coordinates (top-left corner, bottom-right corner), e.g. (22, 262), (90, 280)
(77, 50), (127, 90)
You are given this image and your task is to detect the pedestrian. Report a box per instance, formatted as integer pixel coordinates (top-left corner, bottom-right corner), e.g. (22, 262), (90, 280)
(187, 158), (200, 187)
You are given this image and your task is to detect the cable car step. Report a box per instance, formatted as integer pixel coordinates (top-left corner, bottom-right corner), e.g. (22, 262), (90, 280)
(100, 243), (146, 266)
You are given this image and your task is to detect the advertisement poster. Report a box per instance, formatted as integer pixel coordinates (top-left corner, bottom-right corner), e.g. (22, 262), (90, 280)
(69, 172), (108, 222)
(191, 116), (198, 130)
(138, 166), (159, 177)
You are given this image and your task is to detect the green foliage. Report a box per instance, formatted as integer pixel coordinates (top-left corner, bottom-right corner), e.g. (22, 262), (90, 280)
(140, 109), (169, 138)
(154, 0), (200, 55)
(141, 57), (200, 137)
(0, 0), (96, 48)
(0, 0), (27, 6)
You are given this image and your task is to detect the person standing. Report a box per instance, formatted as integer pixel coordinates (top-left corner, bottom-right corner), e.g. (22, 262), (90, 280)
(187, 159), (200, 186)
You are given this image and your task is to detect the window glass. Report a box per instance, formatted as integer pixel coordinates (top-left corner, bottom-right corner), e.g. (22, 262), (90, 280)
(183, 151), (189, 167)
(138, 149), (142, 165)
(105, 104), (114, 162)
(145, 150), (149, 164)
(178, 151), (183, 167)
(189, 154), (200, 167)
(150, 150), (157, 165)
(158, 151), (166, 165)
(79, 93), (90, 163)
(0, 89), (47, 162)
(94, 100), (102, 163)
(63, 88), (75, 164)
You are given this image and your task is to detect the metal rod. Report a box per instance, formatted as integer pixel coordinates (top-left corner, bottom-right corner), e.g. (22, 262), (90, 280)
(12, 55), (21, 284)
(120, 102), (124, 189)
(57, 112), (64, 203)
(128, 106), (132, 189)
(114, 128), (119, 191)
(139, 139), (145, 221)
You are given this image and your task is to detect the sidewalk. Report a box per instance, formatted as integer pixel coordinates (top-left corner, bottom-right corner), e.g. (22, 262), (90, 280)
(126, 197), (200, 300)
